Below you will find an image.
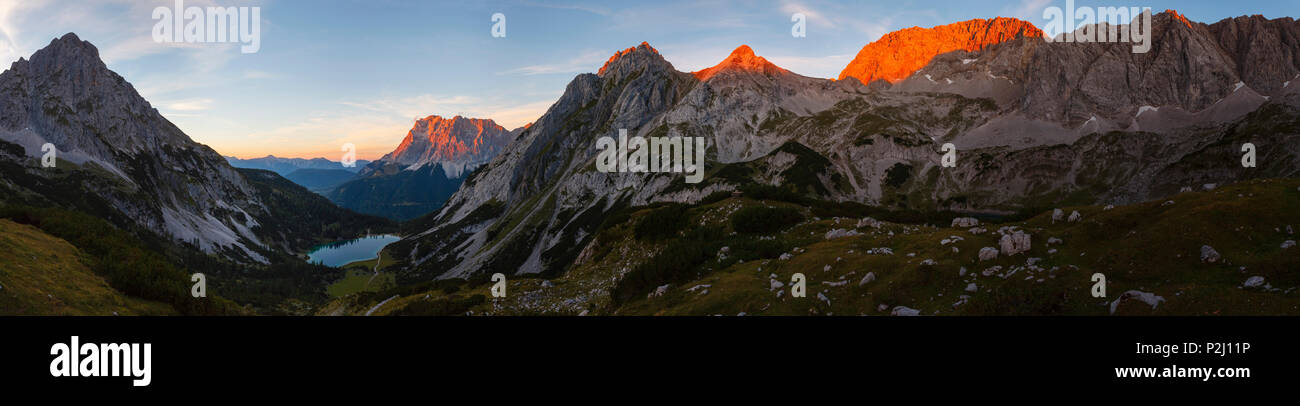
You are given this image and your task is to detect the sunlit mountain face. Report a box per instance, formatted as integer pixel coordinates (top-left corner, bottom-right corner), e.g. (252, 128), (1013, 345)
(838, 17), (1043, 84)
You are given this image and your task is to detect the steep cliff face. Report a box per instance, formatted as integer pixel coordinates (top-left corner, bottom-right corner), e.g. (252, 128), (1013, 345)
(1206, 15), (1300, 96)
(838, 17), (1043, 84)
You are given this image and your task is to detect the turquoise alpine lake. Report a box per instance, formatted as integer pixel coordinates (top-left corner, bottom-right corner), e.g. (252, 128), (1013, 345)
(306, 235), (400, 267)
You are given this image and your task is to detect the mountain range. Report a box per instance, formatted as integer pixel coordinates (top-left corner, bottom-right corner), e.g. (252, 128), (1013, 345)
(3, 9), (1298, 316)
(380, 10), (1300, 291)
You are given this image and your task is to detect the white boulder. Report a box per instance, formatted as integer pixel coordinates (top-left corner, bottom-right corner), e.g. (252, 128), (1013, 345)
(999, 231), (1032, 256)
(1200, 245), (1221, 263)
(891, 306), (921, 316)
(978, 247), (999, 261)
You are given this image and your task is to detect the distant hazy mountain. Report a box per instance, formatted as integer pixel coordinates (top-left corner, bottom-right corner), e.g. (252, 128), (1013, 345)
(283, 168), (357, 194)
(225, 155), (370, 176)
(328, 115), (520, 220)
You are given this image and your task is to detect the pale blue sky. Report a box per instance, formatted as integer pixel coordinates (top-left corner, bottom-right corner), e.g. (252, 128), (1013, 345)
(0, 0), (1292, 159)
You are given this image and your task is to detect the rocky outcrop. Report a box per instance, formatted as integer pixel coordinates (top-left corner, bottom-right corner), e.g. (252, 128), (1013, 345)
(999, 231), (1031, 256)
(951, 217), (980, 228)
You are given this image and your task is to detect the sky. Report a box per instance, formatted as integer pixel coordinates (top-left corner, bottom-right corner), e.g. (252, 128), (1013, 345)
(0, 0), (1293, 160)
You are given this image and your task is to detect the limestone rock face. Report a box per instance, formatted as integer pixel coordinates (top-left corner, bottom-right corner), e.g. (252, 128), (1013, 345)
(0, 33), (275, 263)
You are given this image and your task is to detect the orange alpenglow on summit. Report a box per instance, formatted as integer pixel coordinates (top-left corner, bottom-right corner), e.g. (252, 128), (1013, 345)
(693, 45), (791, 81)
(837, 17), (1043, 84)
(598, 41), (660, 76)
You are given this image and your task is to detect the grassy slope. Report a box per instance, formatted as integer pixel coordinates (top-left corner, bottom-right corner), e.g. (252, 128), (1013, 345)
(340, 178), (1300, 316)
(0, 219), (175, 315)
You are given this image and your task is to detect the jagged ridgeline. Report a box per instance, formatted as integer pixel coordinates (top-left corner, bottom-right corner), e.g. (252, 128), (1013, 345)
(0, 34), (394, 314)
(388, 11), (1300, 290)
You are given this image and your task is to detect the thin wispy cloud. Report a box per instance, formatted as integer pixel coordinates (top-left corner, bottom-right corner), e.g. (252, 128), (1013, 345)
(499, 50), (606, 76)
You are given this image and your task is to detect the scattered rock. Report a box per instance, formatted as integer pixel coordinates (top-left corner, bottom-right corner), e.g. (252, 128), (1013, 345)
(965, 283), (978, 292)
(1103, 205), (1114, 211)
(779, 253), (793, 260)
(865, 247), (894, 255)
(540, 280), (555, 288)
(1109, 290), (1166, 314)
(825, 228), (861, 239)
(1282, 240), (1296, 249)
(999, 231), (1032, 256)
(648, 284), (671, 298)
(969, 227), (986, 235)
(891, 306), (921, 316)
(1203, 183), (1217, 191)
(770, 279), (785, 291)
(859, 272), (876, 286)
(817, 292), (831, 305)
(1051, 208), (1064, 223)
(1162, 200), (1175, 206)
(823, 265), (832, 272)
(1179, 186), (1193, 193)
(857, 217), (883, 229)
(958, 267), (967, 276)
(578, 310), (589, 316)
(877, 304), (889, 312)
(1200, 245), (1221, 263)
(978, 247), (999, 261)
(920, 259), (937, 266)
(1244, 276), (1265, 288)
(1068, 211), (1082, 223)
(951, 217), (980, 228)
(1047, 237), (1063, 245)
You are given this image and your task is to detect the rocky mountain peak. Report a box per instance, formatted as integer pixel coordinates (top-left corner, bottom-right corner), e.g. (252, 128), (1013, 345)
(692, 44), (791, 81)
(597, 41), (668, 77)
(838, 17), (1042, 84)
(374, 115), (514, 177)
(1165, 9), (1194, 29)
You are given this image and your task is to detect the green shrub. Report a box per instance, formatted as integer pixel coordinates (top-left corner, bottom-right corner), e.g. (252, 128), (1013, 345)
(633, 203), (690, 240)
(731, 206), (804, 234)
